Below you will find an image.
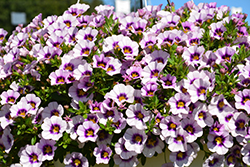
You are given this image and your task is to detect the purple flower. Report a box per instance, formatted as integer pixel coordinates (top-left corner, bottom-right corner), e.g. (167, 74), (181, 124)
(76, 121), (100, 143)
(64, 152), (89, 167)
(188, 78), (210, 103)
(182, 45), (205, 66)
(141, 81), (158, 97)
(167, 127), (188, 152)
(159, 115), (181, 139)
(93, 144), (112, 164)
(209, 21), (227, 39)
(181, 117), (203, 143)
(126, 103), (151, 130)
(207, 130), (233, 155)
(215, 46), (236, 63)
(20, 144), (43, 167)
(42, 101), (64, 119)
(142, 134), (164, 158)
(76, 27), (98, 42)
(105, 83), (135, 106)
(203, 153), (225, 167)
(168, 93), (191, 115)
(41, 116), (67, 141)
(0, 89), (20, 105)
(123, 127), (148, 154)
(113, 154), (139, 167)
(38, 138), (57, 161)
(49, 69), (70, 85)
(115, 137), (137, 160)
(169, 144), (196, 167)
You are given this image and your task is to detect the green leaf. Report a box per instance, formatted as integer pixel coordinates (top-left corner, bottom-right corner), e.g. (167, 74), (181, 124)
(31, 136), (37, 145)
(141, 154), (146, 166)
(78, 101), (84, 109)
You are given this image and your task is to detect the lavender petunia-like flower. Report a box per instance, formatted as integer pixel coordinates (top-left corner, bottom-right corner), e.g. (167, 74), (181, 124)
(207, 130), (233, 155)
(141, 81), (158, 97)
(181, 117), (203, 143)
(93, 144), (112, 164)
(169, 144), (196, 167)
(235, 89), (250, 111)
(49, 69), (70, 85)
(123, 127), (148, 154)
(64, 152), (89, 167)
(167, 127), (188, 152)
(42, 101), (64, 119)
(41, 116), (67, 141)
(77, 120), (100, 143)
(142, 134), (164, 158)
(118, 36), (139, 60)
(168, 93), (191, 115)
(188, 78), (210, 103)
(203, 153), (225, 167)
(105, 83), (135, 106)
(182, 45), (205, 66)
(126, 103), (151, 130)
(115, 137), (137, 160)
(20, 143), (43, 167)
(159, 115), (181, 139)
(0, 89), (20, 105)
(38, 138), (57, 161)
(113, 154), (139, 167)
(10, 101), (32, 118)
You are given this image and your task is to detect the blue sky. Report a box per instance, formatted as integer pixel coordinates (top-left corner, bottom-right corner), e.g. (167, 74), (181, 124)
(103, 0), (250, 23)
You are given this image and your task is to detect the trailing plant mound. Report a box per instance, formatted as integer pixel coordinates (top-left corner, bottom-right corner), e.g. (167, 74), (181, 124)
(0, 1), (250, 167)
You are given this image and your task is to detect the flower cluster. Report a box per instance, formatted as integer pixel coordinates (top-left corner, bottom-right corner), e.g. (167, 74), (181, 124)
(0, 1), (250, 167)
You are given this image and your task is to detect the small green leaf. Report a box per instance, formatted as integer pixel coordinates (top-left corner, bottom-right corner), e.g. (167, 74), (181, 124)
(31, 136), (37, 145)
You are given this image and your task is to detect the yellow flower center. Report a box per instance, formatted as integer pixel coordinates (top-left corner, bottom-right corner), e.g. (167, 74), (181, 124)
(118, 95), (126, 102)
(177, 101), (185, 108)
(65, 65), (73, 71)
(123, 47), (132, 54)
(135, 135), (142, 143)
(177, 152), (184, 159)
(65, 22), (71, 27)
(93, 107), (100, 111)
(165, 80), (172, 86)
(176, 135), (184, 142)
(147, 138), (156, 146)
(7, 97), (15, 103)
(86, 129), (94, 136)
(74, 159), (81, 166)
(238, 122), (245, 129)
(31, 154), (38, 162)
(199, 88), (206, 95)
(243, 97), (250, 104)
(215, 136), (222, 144)
(169, 123), (177, 129)
(136, 112), (144, 119)
(198, 112), (204, 119)
(44, 145), (52, 154)
(185, 125), (194, 134)
(53, 125), (60, 133)
(218, 101), (224, 108)
(227, 155), (234, 163)
(56, 77), (65, 83)
(98, 62), (106, 68)
(107, 66), (115, 72)
(131, 72), (139, 78)
(77, 89), (86, 97)
(30, 102), (36, 109)
(147, 91), (154, 96)
(102, 151), (109, 158)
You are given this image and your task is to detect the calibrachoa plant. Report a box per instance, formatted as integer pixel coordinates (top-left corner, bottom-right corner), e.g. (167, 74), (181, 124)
(0, 1), (250, 167)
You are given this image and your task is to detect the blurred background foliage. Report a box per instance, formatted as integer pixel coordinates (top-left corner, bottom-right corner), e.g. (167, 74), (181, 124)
(0, 0), (103, 34)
